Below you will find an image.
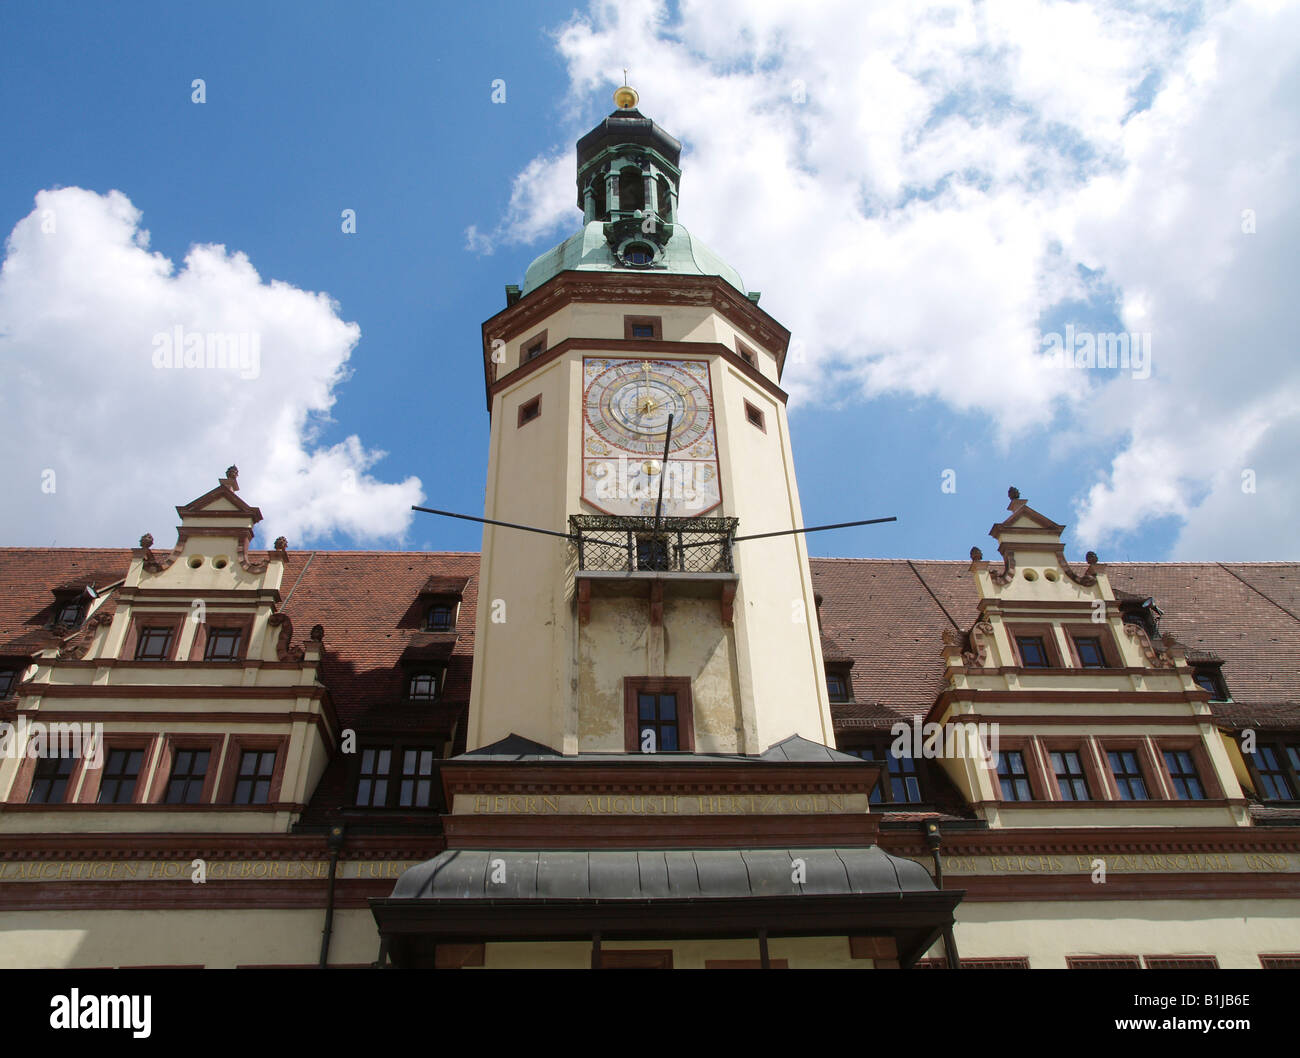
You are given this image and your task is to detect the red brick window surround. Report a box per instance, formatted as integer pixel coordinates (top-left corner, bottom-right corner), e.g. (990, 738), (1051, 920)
(78, 736), (157, 805)
(1044, 740), (1106, 801)
(217, 735), (289, 806)
(520, 329), (548, 366)
(1007, 623), (1063, 668)
(26, 754), (77, 804)
(1063, 624), (1122, 669)
(122, 613), (187, 662)
(624, 315), (663, 341)
(1158, 740), (1221, 800)
(148, 735), (224, 805)
(517, 394), (541, 428)
(1103, 742), (1156, 801)
(991, 739), (1051, 802)
(624, 676), (694, 753)
(189, 614), (256, 662)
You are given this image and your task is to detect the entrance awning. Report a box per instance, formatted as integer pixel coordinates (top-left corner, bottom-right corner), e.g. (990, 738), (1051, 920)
(371, 847), (962, 967)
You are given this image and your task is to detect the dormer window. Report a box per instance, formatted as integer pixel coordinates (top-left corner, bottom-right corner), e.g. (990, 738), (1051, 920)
(425, 604), (455, 632)
(54, 599), (83, 626)
(0, 669), (16, 698)
(409, 672), (440, 701)
(825, 669), (851, 703)
(1192, 665), (1230, 701)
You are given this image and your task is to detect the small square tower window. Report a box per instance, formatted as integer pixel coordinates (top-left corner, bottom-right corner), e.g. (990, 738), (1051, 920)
(517, 395), (542, 427)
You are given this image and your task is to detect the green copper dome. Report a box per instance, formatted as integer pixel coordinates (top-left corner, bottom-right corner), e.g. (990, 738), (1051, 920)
(522, 220), (746, 295)
(520, 102), (747, 296)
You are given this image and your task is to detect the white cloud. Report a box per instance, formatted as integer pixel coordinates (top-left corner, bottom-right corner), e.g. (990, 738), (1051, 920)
(0, 187), (423, 548)
(476, 0), (1300, 557)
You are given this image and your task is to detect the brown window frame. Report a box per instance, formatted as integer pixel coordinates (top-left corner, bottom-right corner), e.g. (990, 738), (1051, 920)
(53, 597), (84, 627)
(1065, 955), (1142, 969)
(408, 670), (442, 702)
(1143, 955), (1219, 969)
(837, 740), (924, 805)
(424, 600), (458, 632)
(1063, 624), (1122, 669)
(517, 394), (542, 427)
(1157, 739), (1221, 800)
(624, 676), (694, 753)
(217, 735), (289, 806)
(623, 315), (662, 341)
(189, 614), (256, 662)
(1101, 740), (1159, 801)
(351, 742), (440, 810)
(1246, 738), (1300, 801)
(81, 737), (157, 805)
(825, 667), (852, 703)
(0, 668), (17, 699)
(148, 734), (225, 804)
(1007, 623), (1063, 668)
(520, 329), (548, 366)
(25, 753), (79, 805)
(122, 613), (186, 663)
(743, 399), (767, 433)
(1043, 739), (1105, 802)
(1260, 954), (1300, 969)
(735, 341), (757, 367)
(988, 737), (1052, 802)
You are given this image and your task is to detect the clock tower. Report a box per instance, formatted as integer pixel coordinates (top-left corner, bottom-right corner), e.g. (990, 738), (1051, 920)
(467, 87), (835, 758)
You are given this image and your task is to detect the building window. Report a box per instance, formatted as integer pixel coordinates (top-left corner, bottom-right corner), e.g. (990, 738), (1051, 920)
(1163, 749), (1206, 800)
(28, 755), (76, 804)
(165, 749), (211, 804)
(426, 604), (455, 631)
(997, 750), (1034, 801)
(1260, 954), (1300, 969)
(636, 691), (680, 751)
(1051, 750), (1091, 800)
(736, 342), (756, 367)
(1192, 665), (1230, 700)
(1015, 635), (1050, 668)
(1073, 636), (1105, 668)
(521, 330), (547, 364)
(134, 626), (175, 661)
(1143, 956), (1219, 969)
(617, 168), (644, 212)
(826, 670), (850, 703)
(398, 748), (436, 808)
(1252, 742), (1299, 801)
(0, 669), (16, 698)
(517, 394), (541, 427)
(623, 244), (654, 266)
(744, 400), (766, 432)
(355, 748), (392, 808)
(232, 750), (276, 804)
(409, 672), (440, 701)
(841, 744), (922, 804)
(54, 599), (83, 626)
(1107, 749), (1150, 800)
(1066, 956), (1142, 969)
(98, 748), (144, 804)
(624, 315), (662, 341)
(203, 628), (243, 661)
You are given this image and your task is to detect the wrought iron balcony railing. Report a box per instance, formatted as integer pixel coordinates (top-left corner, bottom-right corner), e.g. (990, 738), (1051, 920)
(570, 515), (738, 574)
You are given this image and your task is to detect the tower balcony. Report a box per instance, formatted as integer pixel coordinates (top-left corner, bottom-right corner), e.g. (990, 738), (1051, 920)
(569, 515), (739, 627)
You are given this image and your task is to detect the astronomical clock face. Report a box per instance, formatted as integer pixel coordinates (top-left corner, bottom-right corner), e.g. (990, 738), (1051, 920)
(582, 357), (721, 517)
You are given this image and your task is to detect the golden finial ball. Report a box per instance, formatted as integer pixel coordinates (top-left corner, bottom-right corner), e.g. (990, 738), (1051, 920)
(613, 84), (639, 109)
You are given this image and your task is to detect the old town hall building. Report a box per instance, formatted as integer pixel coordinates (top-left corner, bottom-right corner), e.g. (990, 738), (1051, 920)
(1, 90), (1298, 969)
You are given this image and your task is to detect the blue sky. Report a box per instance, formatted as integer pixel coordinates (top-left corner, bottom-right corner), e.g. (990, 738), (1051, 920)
(2, 1), (1296, 563)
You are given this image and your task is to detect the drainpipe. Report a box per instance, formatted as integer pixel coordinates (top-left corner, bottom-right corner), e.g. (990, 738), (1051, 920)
(318, 823), (345, 968)
(925, 821), (961, 969)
